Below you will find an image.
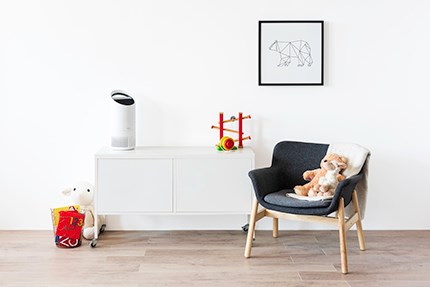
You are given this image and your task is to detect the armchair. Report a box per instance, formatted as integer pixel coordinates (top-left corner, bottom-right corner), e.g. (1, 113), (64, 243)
(244, 141), (369, 274)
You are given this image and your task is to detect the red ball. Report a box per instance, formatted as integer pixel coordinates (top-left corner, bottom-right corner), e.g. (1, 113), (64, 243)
(224, 138), (235, 150)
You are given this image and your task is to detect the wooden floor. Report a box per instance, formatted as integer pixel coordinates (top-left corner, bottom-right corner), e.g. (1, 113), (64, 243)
(1, 230), (430, 286)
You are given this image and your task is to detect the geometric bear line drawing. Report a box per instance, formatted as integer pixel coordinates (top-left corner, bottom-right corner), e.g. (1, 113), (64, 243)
(269, 40), (313, 67)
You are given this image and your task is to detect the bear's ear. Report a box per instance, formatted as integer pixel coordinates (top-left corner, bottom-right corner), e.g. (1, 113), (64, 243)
(62, 188), (72, 196)
(338, 162), (348, 170)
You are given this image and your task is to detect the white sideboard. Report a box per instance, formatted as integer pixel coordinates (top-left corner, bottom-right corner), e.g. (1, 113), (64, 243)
(93, 147), (255, 246)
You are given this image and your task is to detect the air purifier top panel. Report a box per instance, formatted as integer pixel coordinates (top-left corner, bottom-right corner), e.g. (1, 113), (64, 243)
(111, 90), (135, 106)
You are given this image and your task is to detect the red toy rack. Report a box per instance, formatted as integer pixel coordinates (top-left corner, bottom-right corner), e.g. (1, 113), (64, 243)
(211, 112), (251, 148)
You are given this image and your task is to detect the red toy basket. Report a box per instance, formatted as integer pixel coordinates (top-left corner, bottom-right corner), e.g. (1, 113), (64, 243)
(51, 206), (85, 248)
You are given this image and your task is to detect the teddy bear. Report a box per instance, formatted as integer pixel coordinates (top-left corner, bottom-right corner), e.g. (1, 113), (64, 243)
(294, 153), (348, 197)
(62, 181), (106, 240)
(309, 159), (347, 197)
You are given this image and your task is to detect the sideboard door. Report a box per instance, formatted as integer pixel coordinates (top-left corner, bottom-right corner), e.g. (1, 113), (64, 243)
(97, 159), (173, 213)
(175, 158), (252, 213)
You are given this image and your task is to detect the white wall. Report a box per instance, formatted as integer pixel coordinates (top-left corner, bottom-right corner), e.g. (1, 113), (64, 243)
(1, 0), (429, 230)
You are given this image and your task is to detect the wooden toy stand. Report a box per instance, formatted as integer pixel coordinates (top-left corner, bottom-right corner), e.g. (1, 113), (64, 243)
(211, 112), (251, 148)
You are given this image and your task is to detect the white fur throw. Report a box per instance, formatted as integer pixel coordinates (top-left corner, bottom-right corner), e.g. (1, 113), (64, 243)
(328, 143), (370, 219)
(287, 193), (333, 201)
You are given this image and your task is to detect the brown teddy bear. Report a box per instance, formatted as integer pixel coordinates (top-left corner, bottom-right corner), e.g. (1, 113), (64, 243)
(294, 153), (348, 197)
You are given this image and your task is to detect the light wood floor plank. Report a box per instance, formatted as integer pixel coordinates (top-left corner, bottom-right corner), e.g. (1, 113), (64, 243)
(1, 230), (430, 286)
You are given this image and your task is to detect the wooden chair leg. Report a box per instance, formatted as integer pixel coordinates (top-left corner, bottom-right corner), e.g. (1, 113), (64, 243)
(338, 197), (348, 274)
(352, 190), (366, 251)
(273, 218), (279, 238)
(244, 197), (259, 258)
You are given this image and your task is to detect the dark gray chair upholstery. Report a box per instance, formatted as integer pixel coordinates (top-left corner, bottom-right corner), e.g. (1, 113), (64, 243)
(249, 141), (365, 216)
(244, 141), (367, 274)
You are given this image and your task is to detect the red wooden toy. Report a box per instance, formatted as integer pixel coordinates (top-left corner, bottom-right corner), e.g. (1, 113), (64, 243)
(211, 112), (251, 150)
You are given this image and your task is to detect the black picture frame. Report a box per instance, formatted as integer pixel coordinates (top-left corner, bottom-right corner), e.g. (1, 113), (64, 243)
(258, 20), (324, 86)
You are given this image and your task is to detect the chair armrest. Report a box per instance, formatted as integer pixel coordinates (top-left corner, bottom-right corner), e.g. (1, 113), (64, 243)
(334, 173), (364, 206)
(248, 167), (284, 200)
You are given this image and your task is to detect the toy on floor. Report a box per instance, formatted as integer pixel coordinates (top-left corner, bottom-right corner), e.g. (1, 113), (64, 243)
(51, 205), (81, 246)
(55, 207), (85, 248)
(211, 112), (251, 151)
(294, 153), (348, 197)
(62, 181), (106, 240)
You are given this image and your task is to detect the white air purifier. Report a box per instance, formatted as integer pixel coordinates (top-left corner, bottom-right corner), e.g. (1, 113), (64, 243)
(110, 90), (136, 151)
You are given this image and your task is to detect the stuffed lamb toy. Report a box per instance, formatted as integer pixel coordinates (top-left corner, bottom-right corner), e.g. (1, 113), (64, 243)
(62, 181), (106, 240)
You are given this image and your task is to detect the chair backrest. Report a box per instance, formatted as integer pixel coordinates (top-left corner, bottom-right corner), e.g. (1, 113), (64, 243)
(272, 141), (328, 189)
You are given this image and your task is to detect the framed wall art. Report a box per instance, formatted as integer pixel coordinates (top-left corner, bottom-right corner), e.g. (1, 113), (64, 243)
(259, 20), (324, 86)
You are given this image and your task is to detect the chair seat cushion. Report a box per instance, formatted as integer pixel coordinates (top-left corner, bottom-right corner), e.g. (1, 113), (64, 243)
(263, 190), (332, 209)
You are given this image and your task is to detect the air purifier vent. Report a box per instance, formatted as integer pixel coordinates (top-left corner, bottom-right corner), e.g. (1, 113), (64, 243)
(111, 136), (129, 148)
(112, 92), (135, 105)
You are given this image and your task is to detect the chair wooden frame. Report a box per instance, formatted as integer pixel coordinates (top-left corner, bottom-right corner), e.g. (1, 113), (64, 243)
(244, 190), (365, 274)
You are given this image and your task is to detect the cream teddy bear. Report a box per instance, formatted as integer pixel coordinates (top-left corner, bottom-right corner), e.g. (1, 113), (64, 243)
(308, 159), (347, 197)
(294, 153), (348, 197)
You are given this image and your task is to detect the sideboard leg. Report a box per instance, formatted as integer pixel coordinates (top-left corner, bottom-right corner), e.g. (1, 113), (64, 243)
(91, 209), (99, 248)
(242, 214), (250, 232)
